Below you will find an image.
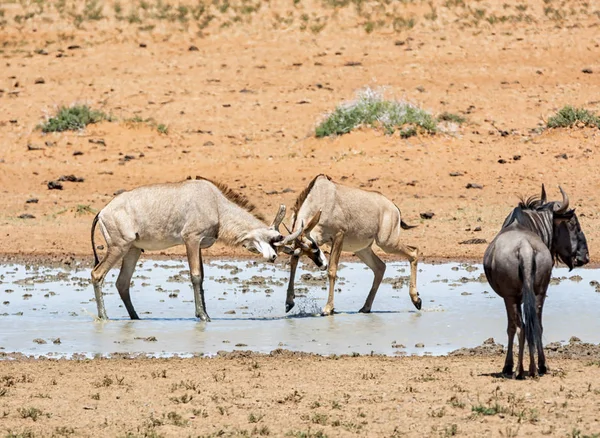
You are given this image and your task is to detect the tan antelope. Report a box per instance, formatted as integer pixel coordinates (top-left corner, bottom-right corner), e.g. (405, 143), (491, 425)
(285, 174), (421, 315)
(90, 177), (301, 322)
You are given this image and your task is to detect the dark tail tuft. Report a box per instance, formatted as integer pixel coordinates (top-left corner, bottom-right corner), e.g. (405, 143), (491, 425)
(401, 220), (417, 230)
(91, 213), (100, 268)
(520, 256), (542, 355)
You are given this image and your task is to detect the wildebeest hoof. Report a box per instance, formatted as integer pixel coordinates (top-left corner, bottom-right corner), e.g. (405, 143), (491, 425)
(502, 366), (513, 378)
(413, 297), (422, 310)
(285, 302), (295, 313)
(358, 307), (371, 313)
(538, 365), (547, 375)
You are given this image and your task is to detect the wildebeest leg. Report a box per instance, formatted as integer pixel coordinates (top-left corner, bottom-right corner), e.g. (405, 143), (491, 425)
(185, 239), (210, 322)
(285, 255), (300, 313)
(536, 293), (547, 374)
(355, 247), (386, 313)
(379, 242), (421, 310)
(91, 244), (130, 320)
(323, 231), (344, 316)
(116, 247), (142, 320)
(516, 304), (526, 379)
(502, 298), (518, 376)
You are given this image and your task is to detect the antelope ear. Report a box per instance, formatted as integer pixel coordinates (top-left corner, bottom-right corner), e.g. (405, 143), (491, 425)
(304, 210), (322, 233)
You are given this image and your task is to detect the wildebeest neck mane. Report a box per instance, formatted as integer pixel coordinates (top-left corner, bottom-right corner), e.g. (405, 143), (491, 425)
(195, 176), (265, 222)
(501, 196), (554, 250)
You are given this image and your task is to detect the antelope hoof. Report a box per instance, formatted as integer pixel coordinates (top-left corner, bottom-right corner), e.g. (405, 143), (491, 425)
(322, 306), (334, 316)
(197, 313), (211, 322)
(285, 302), (295, 313)
(358, 306), (371, 314)
(413, 297), (422, 310)
(97, 313), (109, 320)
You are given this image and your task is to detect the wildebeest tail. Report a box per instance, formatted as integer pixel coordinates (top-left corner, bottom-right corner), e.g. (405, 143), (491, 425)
(401, 220), (417, 230)
(91, 213), (100, 268)
(519, 255), (542, 354)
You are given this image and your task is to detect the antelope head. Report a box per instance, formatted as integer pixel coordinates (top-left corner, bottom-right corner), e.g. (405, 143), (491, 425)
(242, 205), (300, 262)
(280, 210), (328, 271)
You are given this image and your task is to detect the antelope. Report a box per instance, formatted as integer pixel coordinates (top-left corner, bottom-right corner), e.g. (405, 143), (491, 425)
(483, 185), (589, 379)
(284, 174), (421, 316)
(90, 177), (301, 322)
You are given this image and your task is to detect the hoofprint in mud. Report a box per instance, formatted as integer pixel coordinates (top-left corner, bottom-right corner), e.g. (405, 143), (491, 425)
(483, 185), (589, 379)
(284, 174), (421, 316)
(90, 177), (302, 322)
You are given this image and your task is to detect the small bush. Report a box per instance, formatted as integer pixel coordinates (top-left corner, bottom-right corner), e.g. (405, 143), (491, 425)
(315, 88), (436, 138)
(40, 105), (110, 132)
(438, 111), (466, 124)
(547, 106), (600, 129)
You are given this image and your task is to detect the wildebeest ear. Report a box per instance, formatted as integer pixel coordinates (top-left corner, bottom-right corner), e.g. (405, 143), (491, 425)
(540, 184), (547, 204)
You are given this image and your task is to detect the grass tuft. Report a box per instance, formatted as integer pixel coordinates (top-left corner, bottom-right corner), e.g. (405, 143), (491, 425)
(547, 106), (600, 129)
(40, 105), (110, 133)
(315, 87), (437, 138)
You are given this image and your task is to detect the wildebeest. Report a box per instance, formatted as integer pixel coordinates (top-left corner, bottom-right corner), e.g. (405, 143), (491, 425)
(90, 177), (301, 322)
(483, 185), (589, 378)
(284, 174), (421, 315)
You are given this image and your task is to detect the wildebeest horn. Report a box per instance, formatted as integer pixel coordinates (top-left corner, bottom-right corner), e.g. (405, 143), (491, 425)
(270, 204), (286, 231)
(540, 184), (547, 204)
(553, 186), (569, 214)
(275, 221), (304, 246)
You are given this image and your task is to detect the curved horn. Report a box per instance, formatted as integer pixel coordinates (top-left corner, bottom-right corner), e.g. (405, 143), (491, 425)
(270, 204), (286, 231)
(540, 184), (547, 204)
(304, 210), (322, 233)
(275, 221), (304, 246)
(553, 186), (569, 214)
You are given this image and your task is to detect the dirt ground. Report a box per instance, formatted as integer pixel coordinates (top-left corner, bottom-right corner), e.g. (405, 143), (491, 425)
(2, 0), (600, 436)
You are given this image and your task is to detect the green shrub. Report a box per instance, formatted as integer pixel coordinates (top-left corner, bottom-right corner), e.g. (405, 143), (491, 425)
(40, 105), (110, 132)
(315, 88), (437, 138)
(547, 106), (600, 129)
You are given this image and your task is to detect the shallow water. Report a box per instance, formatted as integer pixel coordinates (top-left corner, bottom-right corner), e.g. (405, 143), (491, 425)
(1, 259), (599, 358)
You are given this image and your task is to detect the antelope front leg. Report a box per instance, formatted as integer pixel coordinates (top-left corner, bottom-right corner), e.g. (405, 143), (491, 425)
(323, 231), (344, 316)
(185, 240), (210, 322)
(285, 255), (300, 313)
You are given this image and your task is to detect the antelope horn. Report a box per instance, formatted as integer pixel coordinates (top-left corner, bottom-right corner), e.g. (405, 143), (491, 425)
(270, 204), (286, 231)
(553, 186), (569, 214)
(275, 221), (304, 246)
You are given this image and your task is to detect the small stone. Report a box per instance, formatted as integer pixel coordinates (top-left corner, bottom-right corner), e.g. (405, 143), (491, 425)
(18, 213), (35, 219)
(224, 310), (236, 314)
(189, 45), (199, 51)
(569, 336), (581, 343)
(33, 338), (47, 344)
(555, 153), (568, 160)
(513, 155), (521, 161)
(449, 172), (464, 177)
(34, 77), (45, 84)
(473, 226), (482, 232)
(26, 198), (38, 204)
(482, 337), (495, 345)
(582, 68), (593, 74)
(47, 181), (63, 190)
(466, 183), (483, 189)
(139, 43), (147, 48)
(27, 144), (44, 151)
(498, 159), (507, 164)
(282, 187), (295, 193)
(52, 338), (61, 344)
(203, 141), (214, 147)
(415, 343), (425, 348)
(67, 45), (81, 50)
(420, 211), (435, 220)
(73, 151), (83, 156)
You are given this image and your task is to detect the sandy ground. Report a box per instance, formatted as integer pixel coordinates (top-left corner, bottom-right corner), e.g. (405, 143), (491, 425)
(2, 0), (600, 436)
(1, 351), (600, 437)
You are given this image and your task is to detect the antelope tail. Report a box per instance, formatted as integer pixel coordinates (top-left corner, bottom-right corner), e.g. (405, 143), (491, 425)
(401, 220), (417, 230)
(519, 254), (542, 354)
(91, 213), (100, 268)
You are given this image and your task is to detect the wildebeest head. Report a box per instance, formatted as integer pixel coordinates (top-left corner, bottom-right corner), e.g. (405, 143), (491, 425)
(547, 186), (590, 270)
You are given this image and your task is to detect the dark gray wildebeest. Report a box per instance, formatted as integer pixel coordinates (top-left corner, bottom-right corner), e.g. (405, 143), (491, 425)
(90, 177), (302, 322)
(483, 185), (589, 379)
(282, 174), (421, 316)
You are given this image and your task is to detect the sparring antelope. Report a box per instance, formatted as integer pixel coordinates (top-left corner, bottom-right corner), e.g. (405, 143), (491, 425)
(483, 185), (589, 379)
(284, 174), (421, 315)
(90, 177), (301, 321)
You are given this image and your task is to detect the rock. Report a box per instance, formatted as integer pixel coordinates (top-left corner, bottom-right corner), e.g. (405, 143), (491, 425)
(34, 77), (45, 84)
(513, 155), (521, 161)
(203, 141), (214, 147)
(189, 45), (199, 51)
(33, 338), (46, 344)
(139, 43), (147, 48)
(27, 144), (44, 151)
(466, 183), (483, 189)
(555, 153), (568, 159)
(473, 226), (482, 232)
(67, 45), (81, 50)
(282, 187), (295, 193)
(569, 336), (581, 343)
(449, 172), (464, 177)
(344, 61), (362, 67)
(18, 214), (35, 219)
(73, 151), (83, 156)
(582, 68), (593, 74)
(420, 211), (435, 220)
(57, 174), (84, 182)
(224, 310), (236, 315)
(483, 337), (495, 345)
(26, 198), (38, 204)
(415, 343), (425, 348)
(47, 181), (63, 190)
(498, 159), (507, 164)
(52, 338), (61, 344)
